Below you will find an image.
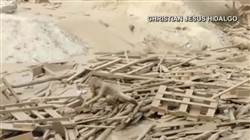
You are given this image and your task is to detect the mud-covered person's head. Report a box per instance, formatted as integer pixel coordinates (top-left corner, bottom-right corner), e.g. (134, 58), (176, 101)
(88, 77), (102, 89)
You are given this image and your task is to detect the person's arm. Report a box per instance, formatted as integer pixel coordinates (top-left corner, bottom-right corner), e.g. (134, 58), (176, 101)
(85, 83), (106, 105)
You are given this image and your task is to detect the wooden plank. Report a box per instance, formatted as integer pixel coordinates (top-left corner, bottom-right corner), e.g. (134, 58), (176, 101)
(151, 86), (167, 113)
(77, 125), (115, 129)
(3, 117), (69, 123)
(11, 112), (33, 120)
(111, 56), (158, 73)
(212, 78), (250, 99)
(152, 127), (194, 137)
(9, 107), (33, 120)
(90, 60), (109, 69)
(162, 91), (216, 102)
(168, 70), (207, 75)
(0, 123), (34, 131)
(127, 63), (155, 75)
(29, 95), (80, 101)
(66, 68), (90, 82)
(124, 80), (177, 93)
(93, 71), (164, 81)
(0, 92), (14, 105)
(206, 102), (218, 117)
(5, 132), (34, 140)
(2, 77), (20, 102)
(156, 98), (216, 109)
(0, 105), (53, 114)
(94, 58), (122, 71)
(179, 89), (193, 113)
(31, 110), (45, 119)
(187, 87), (204, 120)
(45, 108), (62, 118)
(12, 72), (74, 88)
(155, 121), (203, 129)
(0, 101), (36, 109)
(168, 56), (197, 70)
(45, 110), (72, 129)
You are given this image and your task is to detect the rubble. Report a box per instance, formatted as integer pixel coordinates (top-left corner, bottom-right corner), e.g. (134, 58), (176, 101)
(1, 42), (250, 139)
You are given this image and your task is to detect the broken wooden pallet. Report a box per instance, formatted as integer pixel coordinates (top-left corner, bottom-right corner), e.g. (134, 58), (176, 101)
(0, 102), (71, 124)
(151, 86), (218, 120)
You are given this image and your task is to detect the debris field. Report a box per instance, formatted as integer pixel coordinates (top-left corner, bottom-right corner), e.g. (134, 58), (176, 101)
(1, 42), (250, 140)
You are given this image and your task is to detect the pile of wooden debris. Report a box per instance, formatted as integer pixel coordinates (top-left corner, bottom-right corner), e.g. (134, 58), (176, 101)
(1, 45), (250, 140)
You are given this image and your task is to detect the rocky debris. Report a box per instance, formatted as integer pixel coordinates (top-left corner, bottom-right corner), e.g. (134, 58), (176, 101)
(0, 0), (17, 14)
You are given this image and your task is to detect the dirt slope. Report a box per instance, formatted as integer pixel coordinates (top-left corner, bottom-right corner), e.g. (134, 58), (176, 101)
(17, 1), (232, 58)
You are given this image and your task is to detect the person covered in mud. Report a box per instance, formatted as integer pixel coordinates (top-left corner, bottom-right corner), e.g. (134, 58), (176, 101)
(84, 77), (138, 106)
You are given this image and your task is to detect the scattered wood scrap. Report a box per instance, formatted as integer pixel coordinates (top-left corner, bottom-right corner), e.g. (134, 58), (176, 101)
(1, 48), (250, 139)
